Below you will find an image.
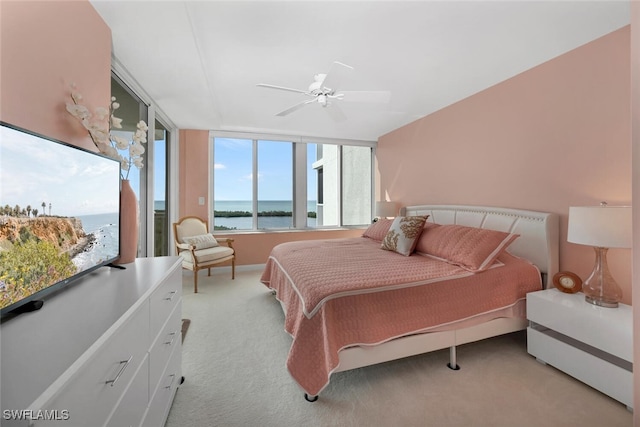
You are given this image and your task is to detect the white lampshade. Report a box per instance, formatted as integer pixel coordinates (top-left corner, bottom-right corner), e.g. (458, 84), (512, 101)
(375, 201), (398, 218)
(567, 205), (631, 249)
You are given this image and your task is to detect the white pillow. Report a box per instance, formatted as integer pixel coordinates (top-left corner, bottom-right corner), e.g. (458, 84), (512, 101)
(381, 215), (428, 256)
(183, 233), (219, 250)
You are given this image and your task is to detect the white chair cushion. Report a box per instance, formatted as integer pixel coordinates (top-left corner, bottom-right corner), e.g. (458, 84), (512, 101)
(179, 245), (234, 266)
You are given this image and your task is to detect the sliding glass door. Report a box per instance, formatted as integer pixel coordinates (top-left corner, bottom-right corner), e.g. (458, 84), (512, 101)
(111, 74), (173, 257)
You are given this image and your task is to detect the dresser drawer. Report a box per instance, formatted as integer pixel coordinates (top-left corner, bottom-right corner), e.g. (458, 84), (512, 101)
(149, 267), (182, 337)
(142, 341), (182, 427)
(30, 301), (150, 427)
(105, 354), (149, 427)
(149, 302), (182, 389)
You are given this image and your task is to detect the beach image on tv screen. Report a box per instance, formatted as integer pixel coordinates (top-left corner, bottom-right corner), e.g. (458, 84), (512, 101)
(0, 125), (121, 311)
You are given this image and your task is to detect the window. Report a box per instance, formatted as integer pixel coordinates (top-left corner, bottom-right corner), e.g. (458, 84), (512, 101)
(213, 138), (253, 231)
(308, 143), (339, 227)
(307, 143), (372, 228)
(257, 140), (292, 229)
(341, 145), (372, 226)
(153, 119), (169, 256)
(212, 134), (373, 231)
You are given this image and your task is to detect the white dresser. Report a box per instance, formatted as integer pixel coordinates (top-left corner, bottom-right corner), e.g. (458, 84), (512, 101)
(0, 257), (183, 427)
(527, 288), (633, 409)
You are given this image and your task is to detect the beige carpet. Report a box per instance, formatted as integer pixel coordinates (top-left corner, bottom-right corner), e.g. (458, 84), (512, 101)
(166, 269), (632, 427)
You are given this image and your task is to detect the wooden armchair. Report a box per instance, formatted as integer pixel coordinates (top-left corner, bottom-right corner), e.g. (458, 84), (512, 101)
(173, 216), (235, 293)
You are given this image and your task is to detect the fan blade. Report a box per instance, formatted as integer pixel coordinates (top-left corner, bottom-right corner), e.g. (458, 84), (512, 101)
(339, 91), (391, 104)
(321, 61), (353, 93)
(324, 102), (347, 122)
(276, 99), (315, 117)
(257, 83), (309, 95)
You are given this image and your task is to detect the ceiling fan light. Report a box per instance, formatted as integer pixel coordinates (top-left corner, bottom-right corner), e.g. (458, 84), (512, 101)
(318, 94), (327, 106)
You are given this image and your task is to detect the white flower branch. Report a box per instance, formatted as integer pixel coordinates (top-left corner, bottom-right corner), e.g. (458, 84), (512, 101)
(66, 84), (148, 180)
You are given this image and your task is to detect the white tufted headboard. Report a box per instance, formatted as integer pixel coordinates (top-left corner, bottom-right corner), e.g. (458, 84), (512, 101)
(401, 205), (560, 288)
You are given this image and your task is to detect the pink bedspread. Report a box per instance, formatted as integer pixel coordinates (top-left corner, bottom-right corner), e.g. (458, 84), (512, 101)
(260, 237), (541, 396)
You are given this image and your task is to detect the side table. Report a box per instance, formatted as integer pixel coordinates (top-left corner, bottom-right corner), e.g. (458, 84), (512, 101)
(527, 288), (633, 409)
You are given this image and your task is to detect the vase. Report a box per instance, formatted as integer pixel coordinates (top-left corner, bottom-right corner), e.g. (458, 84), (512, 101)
(116, 179), (139, 264)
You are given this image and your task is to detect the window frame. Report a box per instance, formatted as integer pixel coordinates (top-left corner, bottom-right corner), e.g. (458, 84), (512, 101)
(209, 131), (376, 232)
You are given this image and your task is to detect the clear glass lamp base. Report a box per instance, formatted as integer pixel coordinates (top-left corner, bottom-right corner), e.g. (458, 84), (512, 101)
(584, 295), (619, 308)
(582, 247), (622, 308)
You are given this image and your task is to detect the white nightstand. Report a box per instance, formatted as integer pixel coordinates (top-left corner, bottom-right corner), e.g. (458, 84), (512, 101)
(527, 288), (633, 409)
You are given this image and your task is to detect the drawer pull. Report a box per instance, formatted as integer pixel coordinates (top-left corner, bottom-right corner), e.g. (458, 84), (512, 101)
(105, 356), (133, 387)
(164, 374), (176, 389)
(164, 331), (177, 346)
(163, 291), (177, 301)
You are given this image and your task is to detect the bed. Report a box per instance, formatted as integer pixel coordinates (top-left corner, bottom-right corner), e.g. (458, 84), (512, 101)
(260, 204), (559, 401)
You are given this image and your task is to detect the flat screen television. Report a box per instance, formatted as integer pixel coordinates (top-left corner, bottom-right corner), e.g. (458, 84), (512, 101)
(0, 121), (121, 319)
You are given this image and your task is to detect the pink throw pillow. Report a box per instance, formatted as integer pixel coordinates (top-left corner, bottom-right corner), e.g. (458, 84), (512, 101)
(362, 218), (393, 241)
(415, 224), (519, 272)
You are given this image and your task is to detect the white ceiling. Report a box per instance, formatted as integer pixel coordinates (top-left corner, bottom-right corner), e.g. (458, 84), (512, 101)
(90, 1), (630, 142)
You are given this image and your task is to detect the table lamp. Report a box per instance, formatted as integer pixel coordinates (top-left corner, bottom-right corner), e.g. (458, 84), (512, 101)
(567, 202), (631, 308)
(375, 201), (397, 221)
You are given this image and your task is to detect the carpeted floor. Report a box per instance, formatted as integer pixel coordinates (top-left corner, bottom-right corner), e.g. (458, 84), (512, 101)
(166, 269), (632, 427)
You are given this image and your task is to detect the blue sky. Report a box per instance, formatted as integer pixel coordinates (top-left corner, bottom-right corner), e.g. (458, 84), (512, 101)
(213, 138), (316, 201)
(0, 125), (121, 217)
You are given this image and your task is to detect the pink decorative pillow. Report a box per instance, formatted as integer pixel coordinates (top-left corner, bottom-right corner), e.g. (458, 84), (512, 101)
(415, 224), (519, 272)
(381, 215), (429, 256)
(362, 218), (393, 241)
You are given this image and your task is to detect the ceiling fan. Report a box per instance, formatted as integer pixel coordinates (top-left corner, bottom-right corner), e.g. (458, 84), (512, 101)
(256, 61), (390, 121)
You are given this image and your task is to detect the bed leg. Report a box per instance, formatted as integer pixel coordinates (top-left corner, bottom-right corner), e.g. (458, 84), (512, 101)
(304, 393), (318, 402)
(447, 346), (460, 370)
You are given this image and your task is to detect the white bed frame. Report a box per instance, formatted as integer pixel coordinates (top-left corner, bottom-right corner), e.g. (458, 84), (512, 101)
(332, 205), (559, 378)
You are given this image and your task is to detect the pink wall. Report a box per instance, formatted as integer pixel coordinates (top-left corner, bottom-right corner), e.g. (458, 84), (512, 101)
(631, 1), (640, 420)
(179, 129), (210, 220)
(377, 27), (632, 304)
(0, 0), (111, 151)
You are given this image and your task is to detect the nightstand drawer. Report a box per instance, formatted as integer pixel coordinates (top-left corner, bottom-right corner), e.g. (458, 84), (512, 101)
(527, 289), (632, 362)
(528, 327), (632, 407)
(527, 288), (633, 409)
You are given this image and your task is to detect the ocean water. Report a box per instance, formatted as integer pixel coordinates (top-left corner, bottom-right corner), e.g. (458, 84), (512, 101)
(214, 200), (316, 212)
(73, 212), (119, 270)
(214, 200), (316, 229)
(153, 200), (318, 229)
(155, 200), (317, 212)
